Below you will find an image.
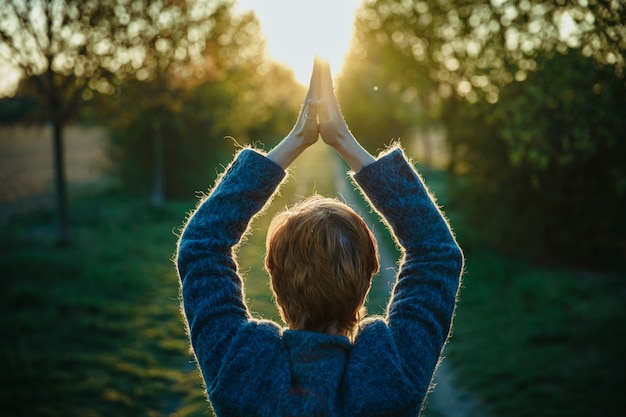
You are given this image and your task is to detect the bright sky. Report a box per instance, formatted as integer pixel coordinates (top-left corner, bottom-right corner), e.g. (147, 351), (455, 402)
(236, 0), (362, 84)
(0, 0), (362, 96)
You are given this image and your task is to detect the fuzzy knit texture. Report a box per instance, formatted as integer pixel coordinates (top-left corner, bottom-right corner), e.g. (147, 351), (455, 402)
(176, 146), (464, 417)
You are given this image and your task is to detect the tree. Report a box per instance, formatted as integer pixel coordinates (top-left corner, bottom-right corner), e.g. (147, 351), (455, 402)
(443, 49), (626, 266)
(339, 0), (625, 136)
(338, 1), (439, 152)
(340, 0), (625, 266)
(0, 0), (234, 243)
(343, 0), (624, 103)
(93, 6), (303, 201)
(101, 59), (303, 200)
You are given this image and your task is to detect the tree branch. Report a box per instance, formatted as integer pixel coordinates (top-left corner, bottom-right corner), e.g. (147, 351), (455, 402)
(8, 0), (48, 69)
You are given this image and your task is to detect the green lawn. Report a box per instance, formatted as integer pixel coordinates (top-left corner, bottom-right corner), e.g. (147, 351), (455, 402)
(448, 249), (626, 417)
(0, 192), (207, 416)
(2, 149), (625, 416)
(419, 166), (626, 417)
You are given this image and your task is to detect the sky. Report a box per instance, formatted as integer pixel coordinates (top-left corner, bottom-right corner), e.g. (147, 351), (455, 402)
(0, 0), (363, 96)
(236, 0), (363, 84)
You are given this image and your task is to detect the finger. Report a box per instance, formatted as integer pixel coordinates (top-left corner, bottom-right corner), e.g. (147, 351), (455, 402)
(317, 97), (330, 124)
(306, 56), (322, 101)
(319, 58), (334, 100)
(305, 99), (317, 122)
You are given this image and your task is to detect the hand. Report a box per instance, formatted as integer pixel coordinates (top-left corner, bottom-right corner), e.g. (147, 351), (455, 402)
(266, 58), (321, 168)
(317, 58), (375, 171)
(317, 58), (353, 148)
(285, 58), (321, 147)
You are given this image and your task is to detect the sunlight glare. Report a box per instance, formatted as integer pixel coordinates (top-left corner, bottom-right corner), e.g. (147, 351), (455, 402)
(0, 65), (20, 98)
(237, 0), (362, 84)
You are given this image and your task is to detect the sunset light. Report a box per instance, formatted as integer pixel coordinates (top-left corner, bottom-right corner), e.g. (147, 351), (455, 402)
(237, 0), (362, 84)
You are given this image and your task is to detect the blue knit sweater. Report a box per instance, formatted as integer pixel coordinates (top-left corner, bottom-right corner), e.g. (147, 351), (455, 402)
(176, 147), (463, 417)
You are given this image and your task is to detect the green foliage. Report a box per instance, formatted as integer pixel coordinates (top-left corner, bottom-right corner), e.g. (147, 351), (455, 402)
(340, 0), (626, 267)
(337, 47), (427, 152)
(1, 0), (232, 123)
(337, 1), (435, 152)
(102, 63), (302, 199)
(445, 50), (626, 267)
(92, 4), (304, 199)
(103, 76), (235, 198)
(0, 97), (40, 123)
(343, 0), (625, 104)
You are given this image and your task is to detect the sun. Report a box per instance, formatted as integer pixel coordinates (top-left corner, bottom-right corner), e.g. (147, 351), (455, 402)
(237, 0), (362, 85)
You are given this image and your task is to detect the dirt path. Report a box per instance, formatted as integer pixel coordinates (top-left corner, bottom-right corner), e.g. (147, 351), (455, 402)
(328, 145), (486, 417)
(427, 359), (487, 417)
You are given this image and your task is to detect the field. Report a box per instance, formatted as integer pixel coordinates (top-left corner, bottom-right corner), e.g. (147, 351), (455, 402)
(1, 126), (625, 416)
(423, 167), (626, 417)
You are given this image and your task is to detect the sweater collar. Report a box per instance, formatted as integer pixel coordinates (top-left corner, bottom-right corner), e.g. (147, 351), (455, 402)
(282, 330), (352, 393)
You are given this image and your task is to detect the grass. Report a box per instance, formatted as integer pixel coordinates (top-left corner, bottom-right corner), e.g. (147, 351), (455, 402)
(418, 166), (626, 417)
(447, 250), (626, 417)
(0, 191), (208, 416)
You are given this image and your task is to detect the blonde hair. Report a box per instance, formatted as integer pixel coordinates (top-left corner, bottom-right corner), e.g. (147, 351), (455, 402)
(265, 195), (379, 338)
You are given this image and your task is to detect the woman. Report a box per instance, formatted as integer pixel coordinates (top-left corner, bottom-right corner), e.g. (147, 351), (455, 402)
(176, 58), (464, 416)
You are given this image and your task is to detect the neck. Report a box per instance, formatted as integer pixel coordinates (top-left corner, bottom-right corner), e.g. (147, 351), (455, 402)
(325, 323), (348, 337)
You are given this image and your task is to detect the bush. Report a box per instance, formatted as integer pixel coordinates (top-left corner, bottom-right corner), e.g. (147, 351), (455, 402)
(0, 96), (40, 124)
(445, 50), (626, 268)
(103, 64), (302, 199)
(105, 78), (234, 198)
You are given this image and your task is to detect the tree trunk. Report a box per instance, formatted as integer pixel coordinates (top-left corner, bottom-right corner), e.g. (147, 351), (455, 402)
(151, 120), (164, 206)
(52, 119), (68, 245)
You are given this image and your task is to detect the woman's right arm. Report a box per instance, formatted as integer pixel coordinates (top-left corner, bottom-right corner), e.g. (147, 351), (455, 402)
(317, 58), (463, 394)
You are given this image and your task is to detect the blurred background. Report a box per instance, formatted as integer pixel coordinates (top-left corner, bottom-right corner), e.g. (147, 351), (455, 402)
(0, 0), (624, 416)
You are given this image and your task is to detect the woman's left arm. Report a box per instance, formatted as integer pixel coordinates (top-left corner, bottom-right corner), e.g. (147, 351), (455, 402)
(176, 57), (322, 390)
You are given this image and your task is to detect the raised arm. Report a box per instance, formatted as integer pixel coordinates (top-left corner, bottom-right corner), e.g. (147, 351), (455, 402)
(176, 58), (322, 389)
(316, 58), (463, 396)
(354, 147), (464, 395)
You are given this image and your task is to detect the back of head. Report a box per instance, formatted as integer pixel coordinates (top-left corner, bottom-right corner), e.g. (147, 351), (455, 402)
(265, 195), (379, 337)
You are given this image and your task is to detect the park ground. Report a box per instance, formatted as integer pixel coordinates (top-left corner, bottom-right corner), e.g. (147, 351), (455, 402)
(1, 126), (625, 416)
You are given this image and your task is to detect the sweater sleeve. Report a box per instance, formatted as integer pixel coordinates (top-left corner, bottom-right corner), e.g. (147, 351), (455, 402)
(176, 148), (285, 390)
(353, 147), (464, 392)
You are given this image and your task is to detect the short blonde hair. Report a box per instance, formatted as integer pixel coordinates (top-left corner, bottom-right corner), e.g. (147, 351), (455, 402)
(265, 195), (379, 337)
